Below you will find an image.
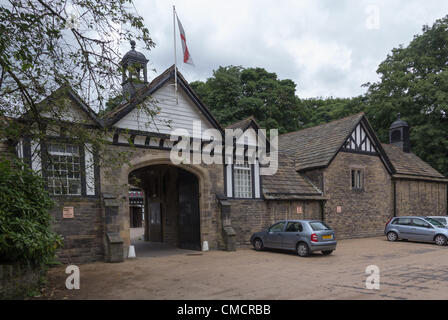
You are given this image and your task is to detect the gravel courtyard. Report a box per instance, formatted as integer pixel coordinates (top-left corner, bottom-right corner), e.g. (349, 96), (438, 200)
(37, 237), (448, 300)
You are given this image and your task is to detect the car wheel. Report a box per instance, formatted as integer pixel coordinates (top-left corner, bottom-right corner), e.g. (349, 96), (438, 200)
(387, 231), (398, 242)
(253, 238), (264, 251)
(434, 234), (447, 246)
(322, 250), (333, 255)
(296, 242), (310, 257)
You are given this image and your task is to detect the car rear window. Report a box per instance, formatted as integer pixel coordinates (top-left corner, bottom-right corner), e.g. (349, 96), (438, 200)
(309, 221), (331, 231)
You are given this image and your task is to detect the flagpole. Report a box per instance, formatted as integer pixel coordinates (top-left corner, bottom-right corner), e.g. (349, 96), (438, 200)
(173, 5), (178, 104)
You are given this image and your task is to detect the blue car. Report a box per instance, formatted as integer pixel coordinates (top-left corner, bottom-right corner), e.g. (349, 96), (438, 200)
(250, 220), (337, 257)
(384, 216), (448, 246)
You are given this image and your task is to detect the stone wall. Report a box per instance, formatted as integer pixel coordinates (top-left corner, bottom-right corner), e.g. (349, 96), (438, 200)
(49, 197), (104, 264)
(229, 199), (322, 246)
(323, 151), (393, 239)
(395, 179), (447, 216)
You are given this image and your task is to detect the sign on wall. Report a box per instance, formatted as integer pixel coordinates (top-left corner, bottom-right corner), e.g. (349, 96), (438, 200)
(63, 207), (75, 219)
(296, 206), (303, 214)
(337, 206), (342, 213)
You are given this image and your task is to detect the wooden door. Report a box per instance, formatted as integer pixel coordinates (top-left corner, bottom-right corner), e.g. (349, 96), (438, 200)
(178, 170), (201, 250)
(149, 201), (162, 242)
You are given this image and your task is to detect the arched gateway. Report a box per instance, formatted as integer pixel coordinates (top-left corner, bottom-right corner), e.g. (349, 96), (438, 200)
(129, 165), (201, 250)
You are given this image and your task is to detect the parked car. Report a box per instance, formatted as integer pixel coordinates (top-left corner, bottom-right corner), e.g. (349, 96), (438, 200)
(427, 216), (448, 227)
(384, 216), (448, 246)
(250, 220), (337, 257)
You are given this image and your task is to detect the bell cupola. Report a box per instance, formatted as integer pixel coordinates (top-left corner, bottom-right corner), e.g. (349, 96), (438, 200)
(121, 40), (149, 98)
(389, 113), (411, 153)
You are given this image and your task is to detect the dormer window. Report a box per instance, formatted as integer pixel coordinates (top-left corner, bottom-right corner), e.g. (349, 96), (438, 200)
(233, 160), (253, 198)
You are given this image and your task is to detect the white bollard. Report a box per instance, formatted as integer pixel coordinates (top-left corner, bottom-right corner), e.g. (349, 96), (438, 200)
(202, 241), (209, 252)
(128, 245), (136, 259)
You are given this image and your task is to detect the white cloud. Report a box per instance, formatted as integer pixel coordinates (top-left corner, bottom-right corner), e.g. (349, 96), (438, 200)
(131, 0), (448, 98)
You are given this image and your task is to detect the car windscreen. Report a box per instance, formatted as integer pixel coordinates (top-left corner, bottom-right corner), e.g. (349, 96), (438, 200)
(309, 221), (331, 231)
(424, 218), (446, 228)
(429, 217), (446, 225)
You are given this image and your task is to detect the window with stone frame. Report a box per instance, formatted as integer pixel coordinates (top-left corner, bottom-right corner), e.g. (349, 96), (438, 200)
(233, 160), (253, 198)
(46, 143), (82, 195)
(351, 168), (364, 191)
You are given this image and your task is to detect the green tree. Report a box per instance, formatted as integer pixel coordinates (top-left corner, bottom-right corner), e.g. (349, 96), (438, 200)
(191, 66), (307, 133)
(299, 96), (365, 128)
(0, 157), (62, 265)
(364, 15), (448, 176)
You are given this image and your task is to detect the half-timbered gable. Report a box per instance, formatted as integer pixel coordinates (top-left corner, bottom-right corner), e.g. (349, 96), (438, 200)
(342, 121), (377, 154)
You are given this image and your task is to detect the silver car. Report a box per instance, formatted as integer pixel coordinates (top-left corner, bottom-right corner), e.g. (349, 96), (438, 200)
(250, 220), (337, 257)
(384, 216), (448, 246)
(427, 216), (448, 227)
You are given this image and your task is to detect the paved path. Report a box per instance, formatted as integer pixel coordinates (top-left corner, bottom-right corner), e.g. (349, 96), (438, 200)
(38, 237), (448, 300)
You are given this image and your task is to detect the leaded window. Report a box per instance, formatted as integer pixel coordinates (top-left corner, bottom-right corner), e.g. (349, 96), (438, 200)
(233, 160), (252, 198)
(351, 169), (363, 190)
(46, 143), (81, 195)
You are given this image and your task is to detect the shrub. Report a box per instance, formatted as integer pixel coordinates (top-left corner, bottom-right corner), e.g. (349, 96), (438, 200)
(0, 157), (63, 265)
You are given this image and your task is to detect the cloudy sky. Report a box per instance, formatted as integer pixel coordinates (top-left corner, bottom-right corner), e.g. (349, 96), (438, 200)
(132, 0), (448, 98)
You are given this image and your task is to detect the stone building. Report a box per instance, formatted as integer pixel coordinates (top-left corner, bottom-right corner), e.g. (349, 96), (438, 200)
(279, 113), (447, 239)
(4, 45), (447, 263)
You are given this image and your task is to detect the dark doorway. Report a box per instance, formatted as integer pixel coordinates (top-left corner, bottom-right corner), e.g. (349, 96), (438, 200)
(129, 165), (201, 250)
(130, 206), (143, 228)
(149, 201), (162, 242)
(129, 189), (143, 228)
(178, 170), (201, 250)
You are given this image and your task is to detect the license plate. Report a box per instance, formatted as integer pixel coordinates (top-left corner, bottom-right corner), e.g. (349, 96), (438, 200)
(322, 235), (333, 240)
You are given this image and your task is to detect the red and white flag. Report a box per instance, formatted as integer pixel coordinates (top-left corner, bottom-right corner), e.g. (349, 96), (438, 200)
(176, 15), (194, 65)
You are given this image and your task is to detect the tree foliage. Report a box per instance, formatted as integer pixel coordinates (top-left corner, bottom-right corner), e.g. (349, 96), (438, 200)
(0, 157), (62, 265)
(364, 15), (448, 176)
(191, 66), (307, 134)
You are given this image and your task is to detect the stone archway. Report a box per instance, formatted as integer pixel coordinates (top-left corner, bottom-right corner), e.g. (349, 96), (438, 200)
(101, 148), (225, 261)
(129, 164), (201, 250)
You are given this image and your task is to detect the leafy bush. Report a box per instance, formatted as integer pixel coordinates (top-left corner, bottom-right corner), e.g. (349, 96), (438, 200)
(0, 157), (63, 265)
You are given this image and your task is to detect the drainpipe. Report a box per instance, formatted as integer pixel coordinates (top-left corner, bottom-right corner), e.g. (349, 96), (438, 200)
(320, 200), (326, 222)
(393, 179), (397, 217)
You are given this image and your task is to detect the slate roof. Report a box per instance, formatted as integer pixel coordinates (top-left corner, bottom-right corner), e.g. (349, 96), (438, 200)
(382, 144), (446, 180)
(261, 152), (324, 200)
(22, 85), (104, 127)
(226, 116), (257, 130)
(279, 113), (365, 171)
